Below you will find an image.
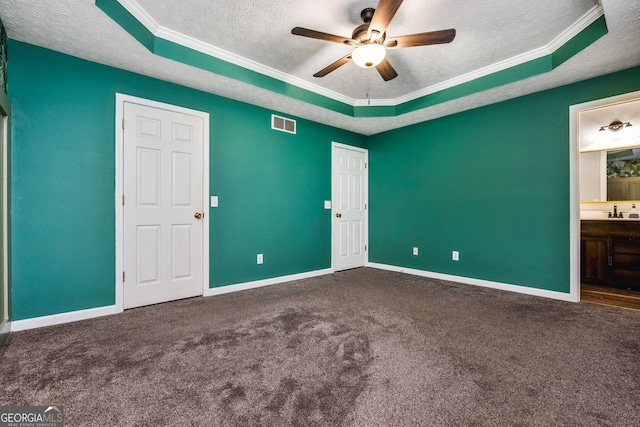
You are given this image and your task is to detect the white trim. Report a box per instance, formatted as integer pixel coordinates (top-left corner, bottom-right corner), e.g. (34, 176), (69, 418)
(155, 26), (356, 107)
(117, 0), (353, 106)
(0, 91), (9, 327)
(548, 4), (604, 52)
(118, 0), (603, 108)
(115, 93), (210, 311)
(117, 0), (160, 33)
(367, 263), (576, 302)
(331, 142), (369, 272)
(11, 305), (120, 332)
(271, 114), (296, 134)
(391, 46), (550, 105)
(568, 89), (640, 303)
(392, 4), (604, 107)
(204, 268), (333, 297)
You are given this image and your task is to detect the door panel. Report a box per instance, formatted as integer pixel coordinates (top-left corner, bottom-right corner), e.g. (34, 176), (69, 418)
(332, 145), (367, 271)
(123, 102), (204, 309)
(137, 225), (161, 285)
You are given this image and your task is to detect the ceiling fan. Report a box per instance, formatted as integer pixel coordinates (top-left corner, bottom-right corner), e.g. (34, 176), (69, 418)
(291, 0), (456, 81)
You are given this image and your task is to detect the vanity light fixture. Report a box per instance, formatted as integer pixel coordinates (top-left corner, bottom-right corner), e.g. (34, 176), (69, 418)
(599, 120), (633, 132)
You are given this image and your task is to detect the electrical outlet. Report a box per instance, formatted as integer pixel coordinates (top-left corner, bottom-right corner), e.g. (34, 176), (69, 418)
(413, 247), (419, 256)
(257, 254), (263, 264)
(452, 251), (459, 261)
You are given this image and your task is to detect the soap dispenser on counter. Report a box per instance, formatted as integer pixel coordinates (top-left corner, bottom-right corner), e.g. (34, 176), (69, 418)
(630, 203), (639, 219)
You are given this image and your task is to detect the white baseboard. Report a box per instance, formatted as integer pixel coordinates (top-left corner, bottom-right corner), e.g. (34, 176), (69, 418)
(9, 265), (577, 331)
(11, 305), (121, 332)
(367, 262), (579, 302)
(204, 268), (333, 297)
(10, 269), (333, 331)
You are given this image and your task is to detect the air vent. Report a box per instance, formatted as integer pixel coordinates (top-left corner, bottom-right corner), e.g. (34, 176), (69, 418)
(271, 114), (296, 134)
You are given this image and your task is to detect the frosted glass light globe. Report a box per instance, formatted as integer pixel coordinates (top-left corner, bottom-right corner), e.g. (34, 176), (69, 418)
(352, 44), (386, 68)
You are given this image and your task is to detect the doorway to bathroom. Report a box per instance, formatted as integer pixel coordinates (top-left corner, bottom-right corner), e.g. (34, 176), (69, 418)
(571, 90), (640, 310)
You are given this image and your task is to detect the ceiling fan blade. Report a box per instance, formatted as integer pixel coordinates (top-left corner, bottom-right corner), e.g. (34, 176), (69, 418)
(375, 57), (398, 81)
(385, 29), (456, 48)
(368, 0), (404, 39)
(291, 27), (355, 45)
(313, 54), (353, 77)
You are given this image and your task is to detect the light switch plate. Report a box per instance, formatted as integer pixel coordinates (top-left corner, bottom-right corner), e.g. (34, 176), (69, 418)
(257, 254), (263, 264)
(210, 196), (218, 207)
(452, 251), (459, 261)
(324, 200), (331, 209)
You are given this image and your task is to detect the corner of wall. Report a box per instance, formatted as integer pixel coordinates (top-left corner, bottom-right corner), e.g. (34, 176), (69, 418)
(0, 319), (9, 348)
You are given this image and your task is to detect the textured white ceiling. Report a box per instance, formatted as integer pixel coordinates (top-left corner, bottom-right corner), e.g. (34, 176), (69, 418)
(1, 0), (640, 135)
(132, 0), (596, 100)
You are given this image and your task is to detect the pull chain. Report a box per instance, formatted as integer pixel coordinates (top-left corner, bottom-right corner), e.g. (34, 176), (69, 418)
(366, 72), (371, 105)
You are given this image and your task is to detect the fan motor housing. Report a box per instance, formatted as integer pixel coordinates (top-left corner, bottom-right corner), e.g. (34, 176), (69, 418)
(352, 24), (370, 42)
(352, 8), (385, 43)
(352, 24), (385, 44)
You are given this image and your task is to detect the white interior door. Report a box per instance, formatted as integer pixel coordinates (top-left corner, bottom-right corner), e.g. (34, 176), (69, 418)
(332, 144), (367, 271)
(123, 101), (205, 309)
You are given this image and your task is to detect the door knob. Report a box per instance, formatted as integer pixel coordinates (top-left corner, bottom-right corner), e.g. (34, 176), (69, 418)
(194, 212), (203, 219)
(336, 213), (342, 218)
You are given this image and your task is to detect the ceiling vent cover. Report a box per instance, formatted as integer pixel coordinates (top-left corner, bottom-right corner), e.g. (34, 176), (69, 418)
(272, 114), (296, 134)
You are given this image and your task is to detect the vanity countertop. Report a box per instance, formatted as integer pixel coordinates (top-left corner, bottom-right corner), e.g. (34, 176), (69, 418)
(580, 211), (640, 221)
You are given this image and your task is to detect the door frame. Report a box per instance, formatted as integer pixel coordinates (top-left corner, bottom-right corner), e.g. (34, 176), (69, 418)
(115, 94), (210, 311)
(331, 142), (369, 271)
(0, 89), (10, 339)
(569, 89), (640, 302)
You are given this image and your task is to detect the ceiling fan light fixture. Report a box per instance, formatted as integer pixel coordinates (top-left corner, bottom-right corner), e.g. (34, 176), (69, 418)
(352, 43), (386, 68)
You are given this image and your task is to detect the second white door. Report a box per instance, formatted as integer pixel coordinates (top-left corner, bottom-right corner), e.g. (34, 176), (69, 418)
(123, 101), (205, 309)
(332, 144), (367, 271)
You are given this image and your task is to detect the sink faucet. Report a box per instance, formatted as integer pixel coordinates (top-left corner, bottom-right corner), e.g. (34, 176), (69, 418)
(612, 204), (624, 218)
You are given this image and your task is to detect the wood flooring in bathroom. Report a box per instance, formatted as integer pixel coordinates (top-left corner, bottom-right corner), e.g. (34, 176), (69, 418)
(581, 283), (640, 311)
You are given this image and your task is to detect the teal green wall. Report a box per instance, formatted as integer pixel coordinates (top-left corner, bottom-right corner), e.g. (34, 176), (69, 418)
(368, 66), (640, 292)
(8, 40), (366, 320)
(8, 38), (640, 320)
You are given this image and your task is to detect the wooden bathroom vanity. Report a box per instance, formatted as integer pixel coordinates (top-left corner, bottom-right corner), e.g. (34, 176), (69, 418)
(581, 220), (640, 290)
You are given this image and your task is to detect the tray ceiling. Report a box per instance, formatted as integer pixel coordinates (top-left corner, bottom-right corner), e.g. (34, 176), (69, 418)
(1, 0), (640, 135)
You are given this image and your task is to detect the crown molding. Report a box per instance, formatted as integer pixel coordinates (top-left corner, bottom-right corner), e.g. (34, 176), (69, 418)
(108, 0), (607, 114)
(117, 0), (159, 33)
(117, 0), (355, 106)
(392, 3), (605, 106)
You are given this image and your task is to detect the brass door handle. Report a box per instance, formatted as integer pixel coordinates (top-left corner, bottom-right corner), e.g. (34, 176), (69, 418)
(336, 213), (342, 218)
(194, 212), (203, 219)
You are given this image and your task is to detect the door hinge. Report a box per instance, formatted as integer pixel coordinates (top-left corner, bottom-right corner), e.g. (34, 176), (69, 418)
(122, 195), (125, 206)
(365, 203), (367, 210)
(365, 245), (367, 251)
(122, 117), (125, 129)
(122, 271), (126, 282)
(365, 162), (367, 168)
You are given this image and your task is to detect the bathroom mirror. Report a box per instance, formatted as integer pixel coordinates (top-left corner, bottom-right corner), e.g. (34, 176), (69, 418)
(580, 146), (640, 202)
(578, 96), (640, 203)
